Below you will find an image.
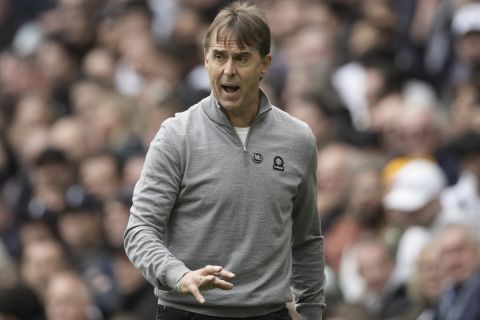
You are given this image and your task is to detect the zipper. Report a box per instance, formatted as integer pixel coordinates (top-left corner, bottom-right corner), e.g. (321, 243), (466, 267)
(235, 125), (251, 168)
(231, 110), (268, 168)
(241, 116), (257, 168)
(243, 145), (248, 167)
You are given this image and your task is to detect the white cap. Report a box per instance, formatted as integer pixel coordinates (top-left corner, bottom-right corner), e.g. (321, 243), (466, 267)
(452, 3), (480, 37)
(383, 159), (446, 212)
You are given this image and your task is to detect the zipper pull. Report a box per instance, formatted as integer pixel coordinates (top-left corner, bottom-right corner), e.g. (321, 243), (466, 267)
(243, 146), (247, 152)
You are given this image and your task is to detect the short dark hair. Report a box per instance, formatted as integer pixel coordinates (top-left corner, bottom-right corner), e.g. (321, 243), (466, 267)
(203, 2), (271, 58)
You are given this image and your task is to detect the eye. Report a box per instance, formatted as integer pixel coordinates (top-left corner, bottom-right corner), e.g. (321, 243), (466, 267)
(214, 53), (226, 62)
(236, 54), (249, 65)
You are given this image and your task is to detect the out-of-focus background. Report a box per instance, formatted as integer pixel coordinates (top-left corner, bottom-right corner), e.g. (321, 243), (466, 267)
(0, 0), (480, 319)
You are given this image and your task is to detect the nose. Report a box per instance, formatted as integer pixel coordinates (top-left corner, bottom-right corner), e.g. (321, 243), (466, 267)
(224, 58), (235, 76)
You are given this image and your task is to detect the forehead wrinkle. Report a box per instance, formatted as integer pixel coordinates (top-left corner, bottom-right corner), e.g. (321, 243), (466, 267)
(210, 42), (250, 55)
(213, 30), (248, 51)
(211, 47), (251, 56)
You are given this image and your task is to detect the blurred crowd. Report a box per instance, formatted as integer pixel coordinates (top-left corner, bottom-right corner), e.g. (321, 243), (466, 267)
(0, 0), (480, 319)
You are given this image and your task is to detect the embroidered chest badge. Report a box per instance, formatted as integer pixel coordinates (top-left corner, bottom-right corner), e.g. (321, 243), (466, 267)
(273, 156), (284, 171)
(252, 152), (263, 164)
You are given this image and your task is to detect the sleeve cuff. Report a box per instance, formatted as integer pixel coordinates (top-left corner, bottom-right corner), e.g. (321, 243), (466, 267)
(163, 261), (191, 290)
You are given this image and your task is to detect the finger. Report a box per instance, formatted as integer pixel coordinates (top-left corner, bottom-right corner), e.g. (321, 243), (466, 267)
(213, 269), (236, 279)
(189, 285), (206, 304)
(201, 265), (223, 275)
(200, 275), (215, 286)
(213, 277), (234, 290)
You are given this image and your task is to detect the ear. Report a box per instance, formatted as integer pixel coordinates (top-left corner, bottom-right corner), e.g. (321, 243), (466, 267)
(260, 53), (272, 78)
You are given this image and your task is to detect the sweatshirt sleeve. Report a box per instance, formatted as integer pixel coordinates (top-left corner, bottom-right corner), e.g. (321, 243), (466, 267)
(291, 144), (326, 319)
(124, 125), (191, 291)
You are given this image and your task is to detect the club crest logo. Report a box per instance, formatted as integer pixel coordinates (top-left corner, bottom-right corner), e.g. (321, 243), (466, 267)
(273, 156), (284, 171)
(252, 152), (263, 164)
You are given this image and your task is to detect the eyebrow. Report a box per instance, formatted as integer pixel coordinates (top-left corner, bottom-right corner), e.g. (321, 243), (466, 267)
(211, 49), (252, 56)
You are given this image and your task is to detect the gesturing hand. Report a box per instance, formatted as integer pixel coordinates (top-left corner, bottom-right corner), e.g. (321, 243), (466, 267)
(178, 265), (235, 303)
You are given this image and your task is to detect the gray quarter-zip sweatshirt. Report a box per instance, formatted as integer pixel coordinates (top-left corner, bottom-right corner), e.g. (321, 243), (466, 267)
(124, 91), (326, 319)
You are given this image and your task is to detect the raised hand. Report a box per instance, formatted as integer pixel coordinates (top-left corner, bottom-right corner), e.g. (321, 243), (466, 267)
(178, 265), (235, 303)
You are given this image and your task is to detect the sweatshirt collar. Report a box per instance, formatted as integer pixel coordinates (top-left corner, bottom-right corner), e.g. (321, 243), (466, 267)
(202, 89), (272, 128)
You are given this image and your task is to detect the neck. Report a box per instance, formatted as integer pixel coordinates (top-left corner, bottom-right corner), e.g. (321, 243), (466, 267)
(214, 90), (264, 127)
(225, 106), (258, 127)
(220, 96), (260, 127)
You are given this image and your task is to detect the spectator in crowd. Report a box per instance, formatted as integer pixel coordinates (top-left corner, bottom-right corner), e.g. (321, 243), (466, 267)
(382, 158), (457, 283)
(325, 161), (386, 273)
(102, 191), (132, 250)
(17, 217), (56, 251)
(398, 81), (460, 185)
(361, 48), (407, 156)
(402, 243), (442, 320)
(79, 151), (122, 202)
(26, 147), (77, 220)
(434, 223), (480, 320)
(442, 132), (480, 228)
(317, 142), (362, 233)
(449, 78), (480, 137)
(111, 250), (157, 320)
(450, 2), (480, 90)
(134, 93), (182, 149)
(399, 102), (447, 160)
(87, 93), (144, 161)
(285, 74), (356, 147)
(48, 116), (92, 162)
(58, 185), (117, 318)
(0, 49), (43, 101)
(82, 47), (117, 88)
(402, 0), (456, 95)
(69, 79), (107, 125)
(284, 94), (339, 148)
(45, 271), (101, 320)
(280, 26), (339, 106)
(20, 238), (69, 299)
(34, 36), (81, 111)
(345, 235), (410, 319)
(10, 93), (55, 143)
(121, 154), (145, 191)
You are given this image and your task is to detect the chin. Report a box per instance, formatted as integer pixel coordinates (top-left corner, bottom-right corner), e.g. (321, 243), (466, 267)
(219, 100), (240, 110)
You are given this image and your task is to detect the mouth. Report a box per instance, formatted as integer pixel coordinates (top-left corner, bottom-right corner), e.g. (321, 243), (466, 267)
(221, 84), (240, 94)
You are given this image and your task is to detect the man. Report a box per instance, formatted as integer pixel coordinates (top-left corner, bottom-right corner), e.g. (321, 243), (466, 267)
(434, 224), (480, 320)
(45, 271), (100, 320)
(353, 236), (410, 320)
(20, 238), (69, 299)
(382, 158), (453, 284)
(442, 131), (480, 229)
(124, 2), (326, 319)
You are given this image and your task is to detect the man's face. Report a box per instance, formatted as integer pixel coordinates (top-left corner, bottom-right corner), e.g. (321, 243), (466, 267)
(357, 242), (394, 294)
(458, 32), (480, 65)
(439, 226), (479, 284)
(204, 34), (271, 117)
